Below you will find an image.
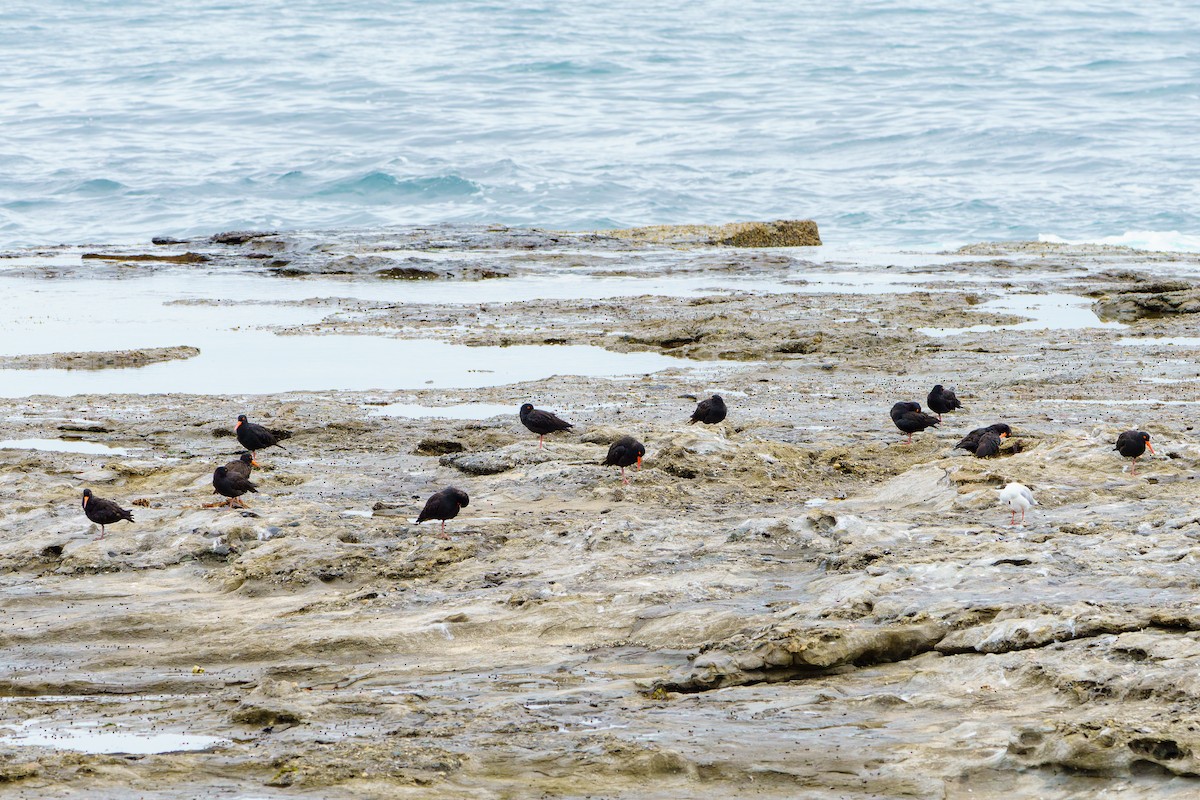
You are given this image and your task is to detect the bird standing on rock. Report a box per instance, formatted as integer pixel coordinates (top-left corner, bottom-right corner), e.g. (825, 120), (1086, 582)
(926, 385), (962, 422)
(81, 489), (134, 539)
(1115, 430), (1154, 475)
(890, 401), (939, 444)
(688, 394), (727, 425)
(212, 465), (258, 508)
(417, 487), (470, 537)
(999, 482), (1036, 526)
(603, 435), (645, 485)
(519, 403), (573, 448)
(235, 415), (287, 459)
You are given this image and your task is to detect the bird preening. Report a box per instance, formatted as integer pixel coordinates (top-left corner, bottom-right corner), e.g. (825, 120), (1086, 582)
(956, 423), (1012, 458)
(689, 394), (727, 425)
(417, 487), (470, 537)
(519, 403), (573, 448)
(213, 465), (258, 508)
(81, 489), (134, 539)
(926, 385), (961, 422)
(890, 401), (940, 444)
(999, 482), (1035, 526)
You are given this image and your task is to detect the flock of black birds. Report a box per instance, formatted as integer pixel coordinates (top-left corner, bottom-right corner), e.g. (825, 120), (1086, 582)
(79, 396), (725, 540)
(890, 385), (1156, 524)
(79, 385), (1154, 538)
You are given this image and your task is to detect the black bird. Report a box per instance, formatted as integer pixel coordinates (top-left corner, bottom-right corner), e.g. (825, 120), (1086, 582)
(602, 435), (646, 485)
(213, 465), (258, 508)
(236, 414), (287, 459)
(1114, 430), (1154, 475)
(519, 403), (573, 448)
(81, 489), (134, 540)
(955, 423), (1013, 453)
(926, 385), (962, 422)
(890, 401), (939, 444)
(890, 401), (921, 422)
(225, 451), (258, 480)
(689, 394), (727, 425)
(973, 429), (1008, 458)
(417, 487), (470, 537)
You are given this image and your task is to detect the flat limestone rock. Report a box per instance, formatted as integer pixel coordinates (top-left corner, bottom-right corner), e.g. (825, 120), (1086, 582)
(606, 219), (821, 248)
(0, 346), (199, 371)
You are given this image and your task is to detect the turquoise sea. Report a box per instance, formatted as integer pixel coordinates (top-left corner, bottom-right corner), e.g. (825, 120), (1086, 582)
(2, 0), (1198, 249)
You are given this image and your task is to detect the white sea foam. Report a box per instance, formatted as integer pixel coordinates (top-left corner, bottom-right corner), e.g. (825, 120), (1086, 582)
(1038, 230), (1200, 253)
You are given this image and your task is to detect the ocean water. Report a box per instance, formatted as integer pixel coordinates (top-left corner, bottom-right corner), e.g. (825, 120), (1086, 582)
(1, 1), (1198, 249)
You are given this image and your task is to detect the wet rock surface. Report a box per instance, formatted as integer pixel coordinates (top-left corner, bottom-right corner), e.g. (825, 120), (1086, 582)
(4, 230), (1200, 797)
(0, 346), (200, 370)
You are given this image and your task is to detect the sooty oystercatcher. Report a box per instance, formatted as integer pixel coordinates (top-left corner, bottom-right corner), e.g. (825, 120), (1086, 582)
(519, 403), (573, 448)
(213, 465), (258, 508)
(955, 423), (1013, 453)
(417, 487), (470, 537)
(926, 385), (962, 422)
(236, 415), (287, 459)
(1114, 430), (1154, 475)
(225, 451), (259, 479)
(81, 489), (134, 540)
(688, 394), (727, 425)
(602, 435), (646, 485)
(890, 401), (939, 444)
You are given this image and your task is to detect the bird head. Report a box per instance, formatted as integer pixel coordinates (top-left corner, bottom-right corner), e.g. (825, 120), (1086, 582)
(1143, 432), (1155, 454)
(519, 403), (534, 416)
(236, 414), (247, 429)
(82, 488), (92, 507)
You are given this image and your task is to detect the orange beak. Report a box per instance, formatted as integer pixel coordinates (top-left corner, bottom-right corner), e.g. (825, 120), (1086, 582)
(1000, 432), (1009, 439)
(235, 420), (242, 430)
(83, 496), (89, 507)
(636, 454), (642, 469)
(251, 458), (261, 467)
(1146, 442), (1155, 455)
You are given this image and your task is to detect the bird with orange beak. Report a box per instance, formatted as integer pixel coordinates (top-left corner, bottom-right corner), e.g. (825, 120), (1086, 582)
(235, 414), (287, 459)
(82, 489), (134, 539)
(1114, 430), (1154, 475)
(603, 435), (646, 485)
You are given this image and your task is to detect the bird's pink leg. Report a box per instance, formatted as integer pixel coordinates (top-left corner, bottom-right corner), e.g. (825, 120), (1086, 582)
(1010, 510), (1016, 526)
(621, 466), (629, 485)
(97, 525), (106, 540)
(1021, 509), (1026, 523)
(905, 433), (913, 444)
(538, 435), (544, 449)
(1131, 457), (1138, 476)
(439, 520), (450, 540)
